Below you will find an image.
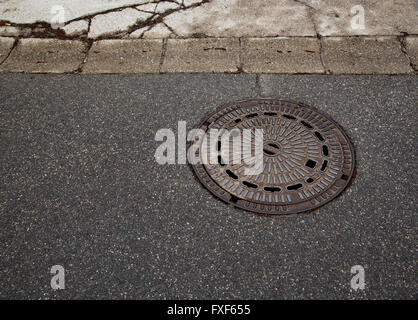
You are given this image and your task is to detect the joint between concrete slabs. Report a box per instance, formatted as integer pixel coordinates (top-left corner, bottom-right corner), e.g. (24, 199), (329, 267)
(238, 37), (243, 73)
(159, 38), (168, 73)
(317, 37), (327, 74)
(0, 37), (17, 66)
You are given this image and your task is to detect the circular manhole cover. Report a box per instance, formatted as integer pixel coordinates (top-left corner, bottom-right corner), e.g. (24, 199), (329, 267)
(189, 99), (355, 215)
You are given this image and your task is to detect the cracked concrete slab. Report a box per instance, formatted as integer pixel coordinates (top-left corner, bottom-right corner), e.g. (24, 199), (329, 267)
(142, 23), (173, 39)
(321, 37), (412, 74)
(0, 0), (151, 24)
(0, 25), (32, 37)
(0, 37), (15, 63)
(1, 0), (416, 39)
(164, 0), (316, 37)
(183, 0), (202, 6)
(128, 26), (150, 39)
(0, 38), (85, 73)
(155, 1), (180, 13)
(136, 3), (158, 13)
(404, 36), (418, 70)
(63, 19), (89, 37)
(242, 37), (324, 74)
(83, 39), (162, 73)
(0, 26), (20, 37)
(161, 38), (240, 73)
(88, 8), (153, 39)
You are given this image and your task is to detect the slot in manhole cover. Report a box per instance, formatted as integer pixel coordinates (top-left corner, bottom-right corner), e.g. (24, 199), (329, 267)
(189, 99), (355, 215)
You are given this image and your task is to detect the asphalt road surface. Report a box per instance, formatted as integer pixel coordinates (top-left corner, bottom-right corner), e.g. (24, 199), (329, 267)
(0, 73), (416, 299)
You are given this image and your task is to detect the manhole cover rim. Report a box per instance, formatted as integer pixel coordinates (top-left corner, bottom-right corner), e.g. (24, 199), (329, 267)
(189, 98), (356, 215)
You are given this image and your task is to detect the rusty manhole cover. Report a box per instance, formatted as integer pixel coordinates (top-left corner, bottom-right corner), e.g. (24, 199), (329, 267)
(189, 99), (355, 215)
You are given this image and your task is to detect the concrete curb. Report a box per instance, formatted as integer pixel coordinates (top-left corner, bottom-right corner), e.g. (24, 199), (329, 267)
(0, 36), (417, 74)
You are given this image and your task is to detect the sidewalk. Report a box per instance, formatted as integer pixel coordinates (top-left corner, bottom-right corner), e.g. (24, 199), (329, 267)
(0, 0), (417, 73)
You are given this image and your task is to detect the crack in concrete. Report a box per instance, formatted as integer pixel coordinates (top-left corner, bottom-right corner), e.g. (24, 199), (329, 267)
(255, 74), (262, 95)
(161, 22), (179, 38)
(238, 37), (243, 73)
(1, 4), (142, 30)
(303, 3), (327, 74)
(317, 36), (328, 74)
(203, 47), (226, 51)
(0, 38), (18, 66)
(0, 1), (207, 40)
(159, 38), (168, 73)
(293, 0), (316, 10)
(398, 35), (417, 73)
(126, 12), (175, 38)
(72, 19), (93, 73)
(0, 21), (77, 39)
(76, 38), (94, 73)
(130, 0), (207, 38)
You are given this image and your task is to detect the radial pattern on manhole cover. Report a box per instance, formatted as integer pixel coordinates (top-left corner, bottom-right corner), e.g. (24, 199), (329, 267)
(189, 99), (355, 215)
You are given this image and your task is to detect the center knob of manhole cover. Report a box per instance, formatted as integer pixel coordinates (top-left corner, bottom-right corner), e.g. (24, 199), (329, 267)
(189, 99), (355, 215)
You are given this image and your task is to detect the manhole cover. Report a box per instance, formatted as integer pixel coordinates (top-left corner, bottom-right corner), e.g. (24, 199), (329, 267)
(189, 99), (355, 215)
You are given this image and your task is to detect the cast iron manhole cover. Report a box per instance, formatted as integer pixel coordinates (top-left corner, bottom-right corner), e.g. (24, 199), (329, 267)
(189, 99), (355, 215)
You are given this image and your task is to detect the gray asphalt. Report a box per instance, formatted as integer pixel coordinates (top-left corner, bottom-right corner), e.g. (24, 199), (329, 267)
(0, 73), (416, 299)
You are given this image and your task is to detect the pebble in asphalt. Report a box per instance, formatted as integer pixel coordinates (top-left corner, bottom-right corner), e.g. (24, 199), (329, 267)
(0, 73), (416, 299)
